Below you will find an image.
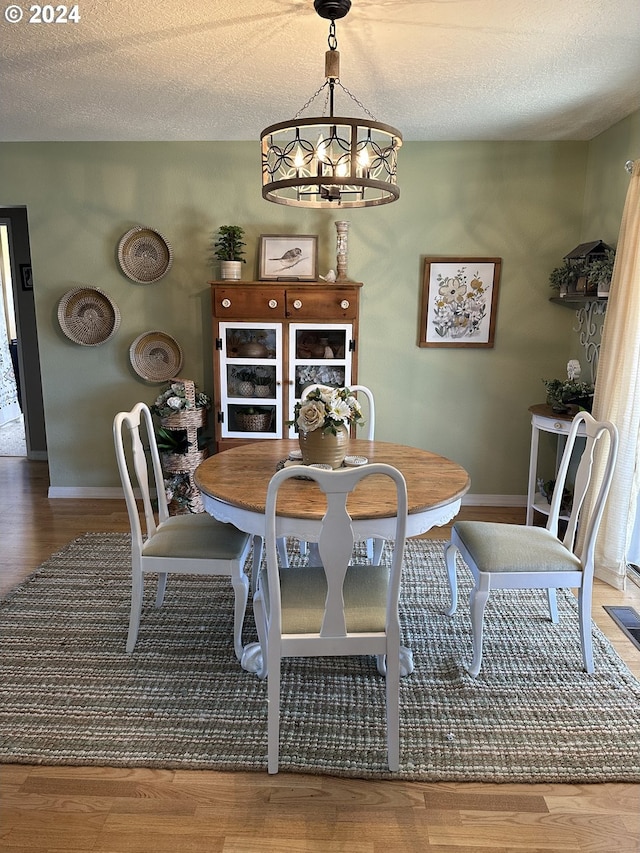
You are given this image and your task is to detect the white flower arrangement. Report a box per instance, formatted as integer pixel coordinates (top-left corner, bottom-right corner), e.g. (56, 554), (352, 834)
(291, 386), (364, 436)
(151, 381), (211, 418)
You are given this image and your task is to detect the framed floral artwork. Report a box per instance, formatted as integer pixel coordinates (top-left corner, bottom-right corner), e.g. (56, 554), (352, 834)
(418, 257), (502, 348)
(258, 234), (318, 281)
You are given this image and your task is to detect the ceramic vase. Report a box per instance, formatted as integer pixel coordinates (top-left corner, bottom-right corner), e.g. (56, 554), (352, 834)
(298, 424), (349, 469)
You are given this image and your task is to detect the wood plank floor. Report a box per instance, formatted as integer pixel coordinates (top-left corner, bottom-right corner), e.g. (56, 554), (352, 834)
(1, 457), (639, 853)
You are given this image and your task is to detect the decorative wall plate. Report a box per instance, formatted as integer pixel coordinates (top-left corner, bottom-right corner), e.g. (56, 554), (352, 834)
(117, 226), (173, 284)
(57, 287), (121, 346)
(129, 331), (183, 382)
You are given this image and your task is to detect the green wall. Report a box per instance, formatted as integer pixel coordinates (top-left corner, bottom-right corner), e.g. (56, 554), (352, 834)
(0, 121), (637, 498)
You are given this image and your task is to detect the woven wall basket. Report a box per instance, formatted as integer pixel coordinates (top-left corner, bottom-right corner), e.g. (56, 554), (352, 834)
(129, 331), (183, 383)
(117, 226), (173, 284)
(57, 287), (121, 346)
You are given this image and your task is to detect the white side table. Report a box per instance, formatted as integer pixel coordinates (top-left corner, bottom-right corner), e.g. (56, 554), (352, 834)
(526, 404), (586, 525)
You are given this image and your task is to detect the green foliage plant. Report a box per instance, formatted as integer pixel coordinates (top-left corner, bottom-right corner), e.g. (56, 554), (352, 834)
(213, 225), (246, 263)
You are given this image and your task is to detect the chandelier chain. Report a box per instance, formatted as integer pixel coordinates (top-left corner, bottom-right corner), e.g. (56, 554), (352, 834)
(334, 80), (377, 122)
(294, 81), (331, 120)
(328, 20), (337, 51)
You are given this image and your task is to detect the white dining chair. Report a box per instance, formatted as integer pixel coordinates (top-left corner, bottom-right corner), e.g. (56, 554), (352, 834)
(444, 411), (618, 677)
(299, 383), (381, 561)
(113, 402), (252, 659)
(253, 462), (408, 774)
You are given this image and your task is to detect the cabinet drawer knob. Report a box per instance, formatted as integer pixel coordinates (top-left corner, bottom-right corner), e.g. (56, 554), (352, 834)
(340, 299), (350, 309)
(554, 421), (564, 430)
(268, 299), (278, 309)
(221, 298), (231, 308)
(293, 299), (302, 309)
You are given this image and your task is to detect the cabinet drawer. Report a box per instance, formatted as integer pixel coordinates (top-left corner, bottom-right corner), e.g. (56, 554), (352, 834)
(532, 413), (573, 434)
(213, 287), (286, 319)
(286, 288), (358, 320)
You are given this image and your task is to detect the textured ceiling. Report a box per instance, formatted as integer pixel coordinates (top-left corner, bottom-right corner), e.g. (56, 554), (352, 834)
(2, 0), (640, 142)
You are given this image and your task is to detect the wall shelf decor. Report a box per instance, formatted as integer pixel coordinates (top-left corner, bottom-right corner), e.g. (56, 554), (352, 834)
(549, 296), (607, 383)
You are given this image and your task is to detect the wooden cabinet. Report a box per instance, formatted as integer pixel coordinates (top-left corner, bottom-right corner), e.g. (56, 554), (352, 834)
(210, 281), (362, 452)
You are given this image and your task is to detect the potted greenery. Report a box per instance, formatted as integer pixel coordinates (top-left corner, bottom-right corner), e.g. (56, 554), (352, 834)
(588, 248), (615, 297)
(213, 225), (246, 280)
(253, 370), (273, 397)
(235, 368), (256, 397)
(548, 260), (579, 297)
(543, 377), (594, 413)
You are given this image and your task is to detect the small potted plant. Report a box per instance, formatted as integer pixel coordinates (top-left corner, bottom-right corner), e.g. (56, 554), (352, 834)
(588, 248), (615, 297)
(234, 368), (255, 397)
(548, 261), (578, 297)
(253, 370), (273, 398)
(213, 225), (246, 280)
(543, 378), (594, 413)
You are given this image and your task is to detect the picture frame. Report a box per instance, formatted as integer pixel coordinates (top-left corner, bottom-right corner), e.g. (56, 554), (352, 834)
(20, 264), (33, 291)
(258, 234), (318, 281)
(419, 257), (502, 348)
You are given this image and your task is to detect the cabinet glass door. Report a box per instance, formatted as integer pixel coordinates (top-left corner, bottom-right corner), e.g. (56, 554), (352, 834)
(219, 322), (283, 439)
(287, 323), (353, 437)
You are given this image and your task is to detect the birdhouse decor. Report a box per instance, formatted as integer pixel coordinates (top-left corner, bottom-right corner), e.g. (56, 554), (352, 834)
(563, 240), (615, 296)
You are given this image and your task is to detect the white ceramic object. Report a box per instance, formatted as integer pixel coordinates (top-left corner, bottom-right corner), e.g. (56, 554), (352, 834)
(344, 455), (368, 466)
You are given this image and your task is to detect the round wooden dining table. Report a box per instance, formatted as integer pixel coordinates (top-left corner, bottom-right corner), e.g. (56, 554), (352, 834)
(195, 439), (470, 675)
(195, 438), (470, 543)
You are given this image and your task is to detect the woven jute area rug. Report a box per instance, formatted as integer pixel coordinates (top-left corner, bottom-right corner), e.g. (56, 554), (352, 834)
(1, 533), (639, 782)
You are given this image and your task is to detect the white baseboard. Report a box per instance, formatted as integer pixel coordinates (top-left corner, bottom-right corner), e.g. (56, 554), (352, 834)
(462, 494), (527, 507)
(46, 486), (527, 507)
(47, 486), (125, 499)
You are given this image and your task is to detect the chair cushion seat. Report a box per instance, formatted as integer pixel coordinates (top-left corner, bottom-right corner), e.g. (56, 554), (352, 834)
(143, 515), (250, 561)
(260, 562), (390, 634)
(453, 521), (582, 574)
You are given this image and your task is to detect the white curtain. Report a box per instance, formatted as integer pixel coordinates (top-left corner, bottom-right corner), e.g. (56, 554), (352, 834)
(589, 159), (640, 589)
(0, 290), (20, 428)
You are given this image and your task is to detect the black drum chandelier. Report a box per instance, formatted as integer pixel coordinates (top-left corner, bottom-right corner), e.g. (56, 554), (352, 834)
(260, 0), (403, 209)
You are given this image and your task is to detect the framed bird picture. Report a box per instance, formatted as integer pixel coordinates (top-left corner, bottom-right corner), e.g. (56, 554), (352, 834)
(258, 235), (318, 281)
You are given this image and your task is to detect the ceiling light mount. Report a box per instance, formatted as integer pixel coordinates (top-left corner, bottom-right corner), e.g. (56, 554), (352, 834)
(314, 0), (351, 20)
(260, 0), (402, 209)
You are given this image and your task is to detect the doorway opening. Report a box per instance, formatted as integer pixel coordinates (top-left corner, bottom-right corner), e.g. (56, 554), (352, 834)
(0, 207), (47, 461)
(0, 223), (26, 456)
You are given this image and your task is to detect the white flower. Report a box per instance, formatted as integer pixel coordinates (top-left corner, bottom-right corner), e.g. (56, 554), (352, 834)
(166, 396), (183, 410)
(327, 396), (351, 424)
